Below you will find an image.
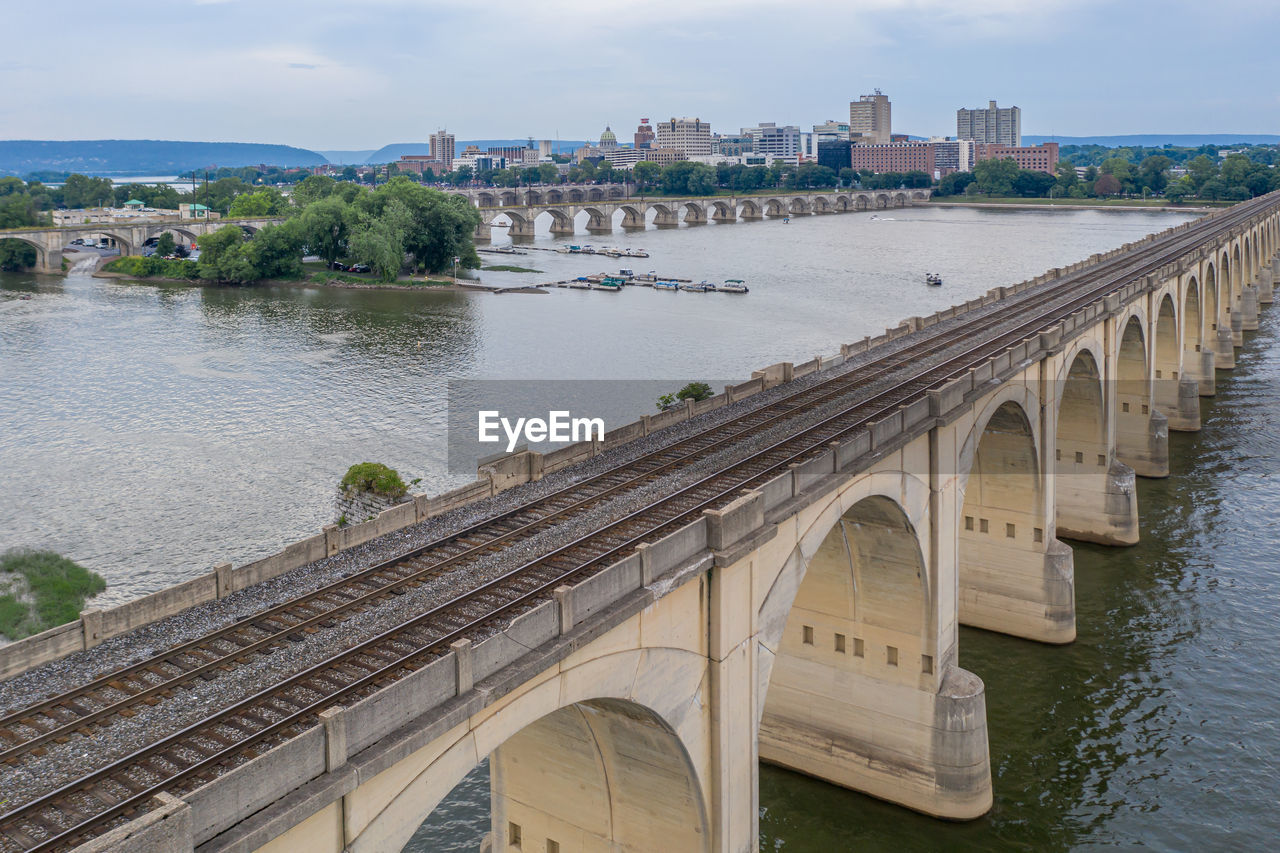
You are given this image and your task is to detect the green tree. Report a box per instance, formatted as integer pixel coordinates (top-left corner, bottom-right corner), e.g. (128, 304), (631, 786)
(1137, 155), (1172, 193)
(1186, 155), (1218, 191)
(197, 226), (257, 283)
(298, 197), (353, 264)
(61, 174), (114, 208)
(246, 221), (305, 279)
(154, 232), (176, 257)
(632, 160), (662, 190)
(292, 174), (338, 207)
(973, 158), (1020, 196)
(937, 171), (976, 196)
(0, 240), (36, 271)
(228, 188), (286, 218)
(1054, 161), (1078, 192)
(1012, 170), (1056, 197)
(538, 163), (559, 184)
(341, 166), (359, 181)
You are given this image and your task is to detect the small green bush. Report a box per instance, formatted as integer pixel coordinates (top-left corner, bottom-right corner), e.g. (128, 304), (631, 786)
(104, 256), (200, 280)
(340, 462), (408, 498)
(0, 549), (106, 640)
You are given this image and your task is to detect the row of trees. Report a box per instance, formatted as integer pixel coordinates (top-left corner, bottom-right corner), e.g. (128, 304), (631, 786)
(934, 151), (1280, 201)
(194, 176), (481, 283)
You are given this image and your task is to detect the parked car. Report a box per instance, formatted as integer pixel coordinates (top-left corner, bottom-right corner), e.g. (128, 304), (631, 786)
(70, 238), (84, 246)
(348, 263), (371, 274)
(328, 261), (348, 271)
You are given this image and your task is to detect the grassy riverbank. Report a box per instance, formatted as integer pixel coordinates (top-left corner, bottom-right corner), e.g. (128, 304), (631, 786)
(0, 549), (105, 640)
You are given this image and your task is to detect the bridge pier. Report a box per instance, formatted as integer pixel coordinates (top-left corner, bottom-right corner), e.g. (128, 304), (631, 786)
(621, 206), (646, 229)
(1241, 284), (1260, 331)
(1214, 327), (1237, 369)
(759, 664), (991, 821)
(959, 537), (1076, 644)
(1056, 457), (1140, 547)
(1116, 408), (1169, 479)
(508, 218), (537, 239)
(1258, 268), (1274, 304)
(1230, 307), (1244, 346)
(585, 215), (612, 234)
(1196, 349), (1217, 396)
(473, 222), (491, 243)
(1165, 377), (1202, 432)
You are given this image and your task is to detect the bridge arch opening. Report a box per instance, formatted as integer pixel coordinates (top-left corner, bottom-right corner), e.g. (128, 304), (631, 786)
(893, 193), (908, 207)
(1232, 244), (1242, 299)
(1053, 348), (1130, 544)
(1184, 276), (1202, 356)
(1153, 294), (1180, 413)
(1205, 264), (1220, 337)
(956, 397), (1071, 643)
(760, 494), (945, 799)
(764, 198), (787, 218)
(397, 699), (709, 853)
(1114, 314), (1164, 477)
(854, 195), (870, 211)
(0, 237), (46, 272)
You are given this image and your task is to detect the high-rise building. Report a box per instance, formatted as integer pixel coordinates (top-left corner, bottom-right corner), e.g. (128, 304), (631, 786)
(956, 101), (1022, 146)
(741, 122), (800, 159)
(817, 140), (853, 173)
(428, 130), (455, 170)
(634, 119), (655, 149)
(849, 91), (891, 144)
(655, 118), (713, 156)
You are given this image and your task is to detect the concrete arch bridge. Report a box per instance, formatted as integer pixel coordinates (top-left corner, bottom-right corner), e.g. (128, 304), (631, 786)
(0, 217), (284, 273)
(451, 188), (931, 240)
(0, 196), (1276, 853)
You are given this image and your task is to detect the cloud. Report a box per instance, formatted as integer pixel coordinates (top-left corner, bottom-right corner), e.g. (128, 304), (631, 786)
(288, 62), (318, 70)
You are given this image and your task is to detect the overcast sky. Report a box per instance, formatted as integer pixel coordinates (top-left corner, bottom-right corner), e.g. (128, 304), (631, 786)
(4, 0), (1276, 150)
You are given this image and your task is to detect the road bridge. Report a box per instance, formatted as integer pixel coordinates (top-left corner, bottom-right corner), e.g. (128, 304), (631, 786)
(0, 194), (1275, 853)
(450, 187), (932, 239)
(0, 218), (284, 273)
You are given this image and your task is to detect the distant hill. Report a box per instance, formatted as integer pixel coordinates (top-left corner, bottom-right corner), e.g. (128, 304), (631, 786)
(0, 140), (327, 176)
(316, 149), (377, 164)
(1025, 134), (1280, 147)
(363, 139), (589, 164)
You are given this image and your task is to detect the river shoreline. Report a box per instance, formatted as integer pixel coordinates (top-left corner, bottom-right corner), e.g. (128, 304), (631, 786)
(929, 199), (1220, 213)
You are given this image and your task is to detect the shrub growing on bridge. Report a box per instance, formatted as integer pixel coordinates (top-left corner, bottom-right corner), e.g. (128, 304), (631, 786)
(340, 462), (409, 499)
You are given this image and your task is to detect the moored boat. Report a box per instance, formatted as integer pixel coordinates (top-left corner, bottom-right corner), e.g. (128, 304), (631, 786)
(720, 279), (749, 293)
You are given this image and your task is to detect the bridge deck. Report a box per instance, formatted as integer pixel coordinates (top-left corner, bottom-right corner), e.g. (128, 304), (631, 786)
(0, 194), (1273, 852)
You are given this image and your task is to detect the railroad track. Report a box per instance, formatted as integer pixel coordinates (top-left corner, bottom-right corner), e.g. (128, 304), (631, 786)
(0, 193), (1272, 852)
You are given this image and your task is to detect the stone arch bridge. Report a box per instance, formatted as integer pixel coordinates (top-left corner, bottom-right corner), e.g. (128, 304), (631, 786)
(0, 197), (1276, 853)
(448, 186), (931, 239)
(0, 217), (283, 273)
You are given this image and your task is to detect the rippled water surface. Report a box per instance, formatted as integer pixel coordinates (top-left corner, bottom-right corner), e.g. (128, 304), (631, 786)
(8, 204), (1273, 851)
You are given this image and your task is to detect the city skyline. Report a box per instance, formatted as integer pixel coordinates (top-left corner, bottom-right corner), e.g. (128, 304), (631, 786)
(2, 0), (1277, 149)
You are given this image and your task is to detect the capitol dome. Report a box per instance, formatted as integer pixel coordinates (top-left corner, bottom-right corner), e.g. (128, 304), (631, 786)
(599, 126), (618, 148)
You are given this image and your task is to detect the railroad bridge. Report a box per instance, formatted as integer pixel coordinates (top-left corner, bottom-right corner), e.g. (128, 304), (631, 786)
(0, 218), (284, 274)
(0, 195), (1277, 853)
(448, 187), (932, 240)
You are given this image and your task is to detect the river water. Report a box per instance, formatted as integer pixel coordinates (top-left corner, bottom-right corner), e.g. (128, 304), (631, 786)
(7, 205), (1277, 850)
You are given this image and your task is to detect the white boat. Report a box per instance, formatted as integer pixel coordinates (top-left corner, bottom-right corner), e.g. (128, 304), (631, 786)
(622, 248), (649, 258)
(681, 281), (713, 293)
(654, 280), (680, 291)
(721, 279), (749, 293)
